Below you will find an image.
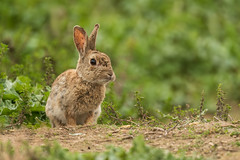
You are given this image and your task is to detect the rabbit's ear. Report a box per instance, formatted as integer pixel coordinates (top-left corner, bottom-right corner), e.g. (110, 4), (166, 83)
(88, 24), (100, 50)
(74, 25), (88, 57)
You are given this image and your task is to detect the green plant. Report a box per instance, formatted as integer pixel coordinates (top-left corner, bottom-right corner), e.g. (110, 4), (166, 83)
(99, 91), (162, 126)
(100, 89), (210, 130)
(43, 56), (55, 87)
(172, 105), (199, 122)
(98, 101), (123, 125)
(235, 141), (240, 147)
(10, 64), (24, 80)
(230, 131), (240, 137)
(0, 76), (49, 127)
(0, 43), (8, 59)
(215, 83), (232, 121)
(202, 130), (211, 137)
(134, 91), (149, 120)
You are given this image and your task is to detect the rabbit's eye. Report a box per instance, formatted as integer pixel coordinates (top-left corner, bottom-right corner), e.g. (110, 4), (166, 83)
(90, 58), (97, 65)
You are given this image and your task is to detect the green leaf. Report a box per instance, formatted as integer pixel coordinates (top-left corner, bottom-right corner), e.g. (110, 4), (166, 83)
(17, 76), (32, 84)
(3, 100), (18, 110)
(4, 79), (13, 90)
(31, 102), (45, 112)
(0, 83), (4, 96)
(13, 76), (32, 93)
(0, 100), (18, 115)
(2, 89), (20, 101)
(2, 79), (20, 100)
(33, 83), (44, 94)
(2, 79), (19, 101)
(0, 115), (10, 126)
(34, 94), (44, 101)
(0, 43), (8, 55)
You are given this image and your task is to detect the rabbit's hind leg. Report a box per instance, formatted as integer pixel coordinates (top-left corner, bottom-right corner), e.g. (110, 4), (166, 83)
(66, 116), (77, 126)
(76, 112), (90, 125)
(50, 116), (66, 127)
(84, 111), (94, 125)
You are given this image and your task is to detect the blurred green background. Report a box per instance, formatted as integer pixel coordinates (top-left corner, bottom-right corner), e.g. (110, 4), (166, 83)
(1, 0), (240, 117)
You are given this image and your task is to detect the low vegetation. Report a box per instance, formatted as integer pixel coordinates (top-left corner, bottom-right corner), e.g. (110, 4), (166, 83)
(0, 136), (205, 160)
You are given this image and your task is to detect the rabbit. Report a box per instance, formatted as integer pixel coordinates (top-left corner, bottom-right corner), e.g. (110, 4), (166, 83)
(45, 24), (115, 127)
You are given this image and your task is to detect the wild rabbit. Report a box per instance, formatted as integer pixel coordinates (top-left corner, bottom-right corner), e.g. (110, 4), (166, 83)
(45, 24), (115, 127)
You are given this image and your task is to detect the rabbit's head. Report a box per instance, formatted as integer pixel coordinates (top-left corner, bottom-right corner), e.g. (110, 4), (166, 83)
(73, 24), (115, 84)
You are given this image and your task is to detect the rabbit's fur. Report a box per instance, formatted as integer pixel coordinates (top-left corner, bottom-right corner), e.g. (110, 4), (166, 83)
(45, 24), (115, 127)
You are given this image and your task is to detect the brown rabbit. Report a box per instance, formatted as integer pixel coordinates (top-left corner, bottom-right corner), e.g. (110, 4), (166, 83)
(45, 24), (115, 127)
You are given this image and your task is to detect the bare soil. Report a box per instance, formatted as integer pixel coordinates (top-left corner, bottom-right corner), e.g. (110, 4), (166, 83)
(0, 121), (240, 160)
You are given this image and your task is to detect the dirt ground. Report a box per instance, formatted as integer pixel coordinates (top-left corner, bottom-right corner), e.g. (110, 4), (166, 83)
(0, 121), (240, 160)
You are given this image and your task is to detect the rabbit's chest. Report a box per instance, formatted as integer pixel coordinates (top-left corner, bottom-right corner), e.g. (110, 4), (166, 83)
(72, 85), (105, 111)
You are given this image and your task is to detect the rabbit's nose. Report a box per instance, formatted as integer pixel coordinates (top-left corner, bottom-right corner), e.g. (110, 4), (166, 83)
(107, 73), (113, 77)
(107, 72), (115, 80)
(107, 72), (116, 81)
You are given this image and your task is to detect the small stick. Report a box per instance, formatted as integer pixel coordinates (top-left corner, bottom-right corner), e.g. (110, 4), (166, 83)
(199, 90), (205, 121)
(214, 116), (221, 121)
